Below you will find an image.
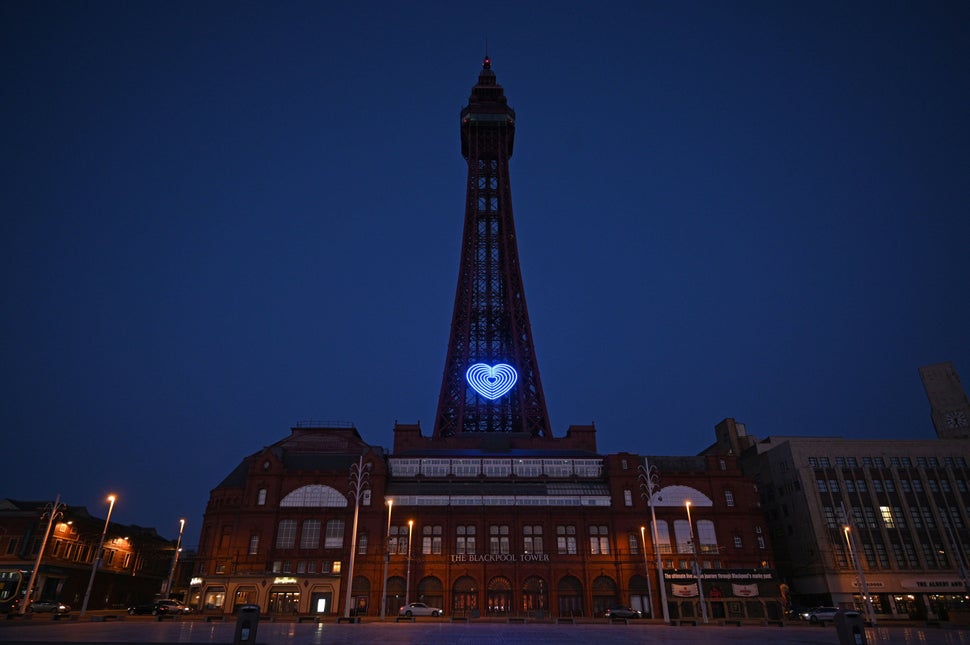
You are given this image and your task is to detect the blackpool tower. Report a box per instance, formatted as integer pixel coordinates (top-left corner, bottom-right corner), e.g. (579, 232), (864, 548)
(432, 58), (551, 439)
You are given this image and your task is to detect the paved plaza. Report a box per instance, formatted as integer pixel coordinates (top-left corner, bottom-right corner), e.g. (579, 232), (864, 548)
(2, 617), (970, 645)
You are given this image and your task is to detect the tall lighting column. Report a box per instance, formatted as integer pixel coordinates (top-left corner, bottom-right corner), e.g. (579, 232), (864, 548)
(685, 501), (708, 624)
(638, 460), (670, 623)
(638, 526), (654, 617)
(20, 496), (65, 615)
(80, 494), (116, 617)
(843, 526), (876, 625)
(164, 519), (185, 599)
(343, 455), (371, 619)
(380, 499), (393, 619)
(405, 520), (413, 606)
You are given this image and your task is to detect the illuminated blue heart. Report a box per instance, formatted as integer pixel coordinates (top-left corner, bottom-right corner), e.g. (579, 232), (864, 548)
(465, 363), (518, 400)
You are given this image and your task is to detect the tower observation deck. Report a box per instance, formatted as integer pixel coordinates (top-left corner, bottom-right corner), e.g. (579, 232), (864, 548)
(432, 58), (551, 439)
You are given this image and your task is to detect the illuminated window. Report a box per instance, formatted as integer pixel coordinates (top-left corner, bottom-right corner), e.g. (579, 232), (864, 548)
(257, 489), (267, 506)
(880, 506), (895, 528)
(624, 490), (633, 506)
(357, 533), (368, 555)
(249, 535), (260, 555)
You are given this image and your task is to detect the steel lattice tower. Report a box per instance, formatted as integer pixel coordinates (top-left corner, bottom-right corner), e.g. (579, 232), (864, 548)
(433, 58), (551, 439)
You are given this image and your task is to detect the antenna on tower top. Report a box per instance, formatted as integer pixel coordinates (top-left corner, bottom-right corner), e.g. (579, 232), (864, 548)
(483, 36), (490, 69)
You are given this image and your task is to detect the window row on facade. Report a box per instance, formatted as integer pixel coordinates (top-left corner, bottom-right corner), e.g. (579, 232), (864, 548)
(388, 457), (604, 478)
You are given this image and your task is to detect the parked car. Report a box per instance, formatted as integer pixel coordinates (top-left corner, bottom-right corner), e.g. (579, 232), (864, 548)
(802, 606), (840, 623)
(27, 600), (70, 614)
(128, 600), (191, 616)
(604, 606), (642, 619)
(398, 602), (443, 617)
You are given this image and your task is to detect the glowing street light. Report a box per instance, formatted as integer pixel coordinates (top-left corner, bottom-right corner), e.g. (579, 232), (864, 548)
(685, 500), (708, 624)
(80, 494), (116, 616)
(380, 499), (393, 619)
(164, 518), (186, 599)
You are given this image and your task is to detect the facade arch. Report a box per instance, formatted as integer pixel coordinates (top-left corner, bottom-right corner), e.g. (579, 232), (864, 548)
(591, 574), (618, 617)
(521, 575), (548, 616)
(557, 574), (584, 617)
(279, 484), (348, 507)
(386, 575), (406, 615)
(486, 575), (512, 615)
(417, 575), (444, 609)
(351, 575), (370, 616)
(628, 574), (651, 616)
(451, 575), (478, 615)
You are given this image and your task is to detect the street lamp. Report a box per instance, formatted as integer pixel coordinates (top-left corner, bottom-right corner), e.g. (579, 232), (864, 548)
(405, 519), (414, 606)
(344, 455), (371, 619)
(638, 460), (670, 623)
(20, 496), (66, 615)
(164, 519), (186, 599)
(639, 526), (654, 617)
(685, 500), (708, 624)
(843, 525), (876, 625)
(380, 499), (393, 619)
(80, 494), (116, 616)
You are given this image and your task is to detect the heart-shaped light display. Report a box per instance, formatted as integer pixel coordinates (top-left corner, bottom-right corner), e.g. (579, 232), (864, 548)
(465, 363), (518, 400)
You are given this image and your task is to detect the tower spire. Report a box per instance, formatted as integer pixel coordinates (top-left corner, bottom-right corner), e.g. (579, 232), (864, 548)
(432, 60), (551, 439)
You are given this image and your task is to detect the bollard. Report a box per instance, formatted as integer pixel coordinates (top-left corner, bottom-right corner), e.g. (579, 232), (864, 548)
(233, 604), (260, 645)
(833, 610), (868, 645)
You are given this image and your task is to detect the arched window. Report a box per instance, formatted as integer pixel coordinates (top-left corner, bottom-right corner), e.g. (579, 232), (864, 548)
(280, 485), (348, 507)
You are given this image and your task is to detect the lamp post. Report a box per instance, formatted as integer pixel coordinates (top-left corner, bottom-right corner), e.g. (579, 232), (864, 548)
(164, 519), (186, 599)
(380, 499), (393, 619)
(80, 494), (116, 617)
(638, 460), (670, 623)
(685, 501), (708, 624)
(405, 520), (413, 606)
(843, 525), (876, 625)
(344, 455), (371, 618)
(639, 526), (654, 617)
(20, 496), (66, 615)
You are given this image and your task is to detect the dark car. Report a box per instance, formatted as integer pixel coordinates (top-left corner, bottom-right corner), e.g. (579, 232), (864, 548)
(128, 599), (191, 616)
(27, 600), (71, 614)
(604, 606), (642, 619)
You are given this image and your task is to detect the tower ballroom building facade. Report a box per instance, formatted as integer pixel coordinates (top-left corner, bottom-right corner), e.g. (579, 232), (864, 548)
(192, 59), (784, 621)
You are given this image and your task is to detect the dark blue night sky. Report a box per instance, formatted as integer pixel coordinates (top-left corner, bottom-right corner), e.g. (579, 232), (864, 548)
(3, 1), (968, 545)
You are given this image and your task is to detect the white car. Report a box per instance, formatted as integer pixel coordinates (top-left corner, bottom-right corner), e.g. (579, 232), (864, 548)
(802, 606), (840, 622)
(398, 602), (443, 617)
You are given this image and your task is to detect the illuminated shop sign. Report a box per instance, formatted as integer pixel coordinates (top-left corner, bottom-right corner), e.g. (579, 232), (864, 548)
(450, 553), (549, 563)
(273, 577), (298, 584)
(466, 363), (517, 400)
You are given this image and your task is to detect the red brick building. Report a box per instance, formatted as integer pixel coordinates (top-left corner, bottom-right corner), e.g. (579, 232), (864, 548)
(193, 421), (782, 621)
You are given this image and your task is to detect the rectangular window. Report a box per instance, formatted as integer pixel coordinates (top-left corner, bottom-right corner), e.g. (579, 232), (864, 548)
(325, 519), (345, 549)
(724, 490), (735, 507)
(523, 525), (544, 554)
(880, 506), (895, 528)
(733, 535), (743, 548)
(301, 520), (321, 549)
(423, 525), (442, 555)
(456, 525), (476, 555)
(276, 520), (296, 549)
(490, 525), (510, 554)
(624, 490), (633, 507)
(589, 525), (610, 555)
(257, 489), (267, 506)
(557, 525), (577, 555)
(629, 533), (640, 554)
(249, 535), (260, 555)
(358, 533), (368, 554)
(817, 479), (827, 493)
(885, 479), (896, 493)
(808, 457), (819, 468)
(845, 480), (856, 493)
